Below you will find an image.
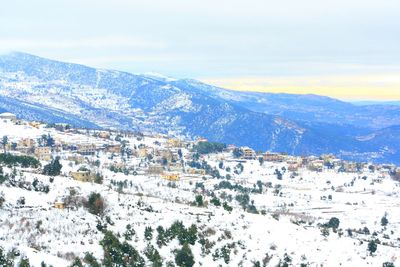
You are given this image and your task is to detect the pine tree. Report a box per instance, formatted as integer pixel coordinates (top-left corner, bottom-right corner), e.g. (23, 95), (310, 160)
(174, 243), (195, 267)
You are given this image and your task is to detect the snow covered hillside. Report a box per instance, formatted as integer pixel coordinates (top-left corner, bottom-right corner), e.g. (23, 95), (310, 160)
(0, 118), (399, 266)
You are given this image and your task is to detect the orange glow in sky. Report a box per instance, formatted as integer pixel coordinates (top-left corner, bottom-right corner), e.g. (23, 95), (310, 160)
(203, 73), (400, 100)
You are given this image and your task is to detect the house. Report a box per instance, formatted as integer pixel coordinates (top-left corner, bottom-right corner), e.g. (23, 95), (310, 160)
(98, 131), (111, 139)
(138, 148), (151, 158)
(0, 112), (17, 122)
(161, 172), (180, 181)
(105, 144), (121, 154)
(34, 147), (52, 161)
(77, 143), (96, 156)
(187, 168), (206, 175)
(263, 152), (286, 162)
(54, 199), (65, 209)
(308, 160), (324, 172)
(167, 138), (183, 148)
(70, 170), (94, 182)
(241, 147), (256, 160)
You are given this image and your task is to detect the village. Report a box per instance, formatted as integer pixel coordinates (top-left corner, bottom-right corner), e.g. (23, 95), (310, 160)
(0, 112), (399, 267)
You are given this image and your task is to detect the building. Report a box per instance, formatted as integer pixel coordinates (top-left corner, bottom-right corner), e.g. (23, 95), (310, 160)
(0, 112), (17, 122)
(263, 152), (286, 162)
(77, 143), (96, 156)
(241, 147), (256, 160)
(98, 131), (111, 139)
(167, 138), (183, 148)
(187, 168), (206, 175)
(105, 144), (121, 154)
(70, 170), (94, 182)
(34, 147), (52, 161)
(161, 172), (180, 181)
(54, 199), (65, 209)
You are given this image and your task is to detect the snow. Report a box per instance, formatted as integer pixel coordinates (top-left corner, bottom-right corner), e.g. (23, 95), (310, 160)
(0, 119), (399, 266)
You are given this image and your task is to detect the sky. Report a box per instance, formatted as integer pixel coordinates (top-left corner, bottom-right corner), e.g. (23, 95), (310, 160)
(0, 0), (399, 100)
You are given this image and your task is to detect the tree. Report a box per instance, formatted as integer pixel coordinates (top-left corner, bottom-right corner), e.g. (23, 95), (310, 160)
(86, 192), (105, 215)
(381, 214), (389, 226)
(145, 226), (153, 241)
(19, 257), (31, 267)
(258, 157), (264, 166)
(70, 257), (83, 267)
(0, 247), (13, 266)
(327, 217), (340, 229)
(195, 195), (204, 207)
(144, 244), (163, 267)
(210, 197), (221, 206)
(42, 157), (62, 176)
(174, 243), (195, 267)
(368, 240), (378, 255)
(274, 169), (283, 180)
(232, 148), (243, 158)
(1, 136), (8, 153)
(83, 253), (100, 267)
(223, 202), (233, 212)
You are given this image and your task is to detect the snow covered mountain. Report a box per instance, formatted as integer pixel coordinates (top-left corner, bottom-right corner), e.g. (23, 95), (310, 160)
(1, 52), (400, 163)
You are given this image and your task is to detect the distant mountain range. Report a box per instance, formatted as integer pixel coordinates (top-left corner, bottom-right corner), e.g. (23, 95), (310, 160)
(1, 52), (400, 164)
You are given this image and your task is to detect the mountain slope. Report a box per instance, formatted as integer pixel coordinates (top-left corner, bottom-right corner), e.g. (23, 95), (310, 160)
(174, 79), (400, 130)
(0, 52), (399, 163)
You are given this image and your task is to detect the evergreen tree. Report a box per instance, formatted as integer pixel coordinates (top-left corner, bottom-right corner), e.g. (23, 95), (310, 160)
(42, 157), (62, 176)
(174, 243), (195, 267)
(368, 240), (378, 255)
(145, 226), (153, 241)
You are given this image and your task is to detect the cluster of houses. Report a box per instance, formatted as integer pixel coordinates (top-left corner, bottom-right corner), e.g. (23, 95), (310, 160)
(2, 113), (398, 210)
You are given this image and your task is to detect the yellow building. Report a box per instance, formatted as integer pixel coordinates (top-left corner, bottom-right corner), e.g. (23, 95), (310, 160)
(161, 172), (180, 181)
(187, 168), (206, 175)
(54, 200), (65, 209)
(71, 170), (94, 182)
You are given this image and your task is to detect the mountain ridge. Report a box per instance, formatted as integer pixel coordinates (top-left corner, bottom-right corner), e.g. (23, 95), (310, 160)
(1, 52), (400, 164)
